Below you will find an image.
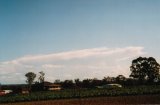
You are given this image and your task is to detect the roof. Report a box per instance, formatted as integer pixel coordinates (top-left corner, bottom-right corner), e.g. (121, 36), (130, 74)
(43, 81), (61, 87)
(103, 84), (122, 87)
(0, 90), (5, 92)
(43, 81), (53, 85)
(21, 88), (29, 91)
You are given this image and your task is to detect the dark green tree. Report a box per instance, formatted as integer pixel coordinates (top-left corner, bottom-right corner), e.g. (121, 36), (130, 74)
(25, 72), (36, 91)
(38, 71), (45, 83)
(116, 75), (126, 84)
(62, 80), (74, 88)
(74, 78), (81, 87)
(54, 79), (61, 84)
(130, 57), (160, 83)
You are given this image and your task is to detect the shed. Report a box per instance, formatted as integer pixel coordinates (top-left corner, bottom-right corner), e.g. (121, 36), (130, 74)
(0, 90), (5, 96)
(43, 81), (61, 91)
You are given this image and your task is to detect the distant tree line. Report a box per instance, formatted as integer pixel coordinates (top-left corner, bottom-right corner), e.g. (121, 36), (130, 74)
(24, 57), (160, 91)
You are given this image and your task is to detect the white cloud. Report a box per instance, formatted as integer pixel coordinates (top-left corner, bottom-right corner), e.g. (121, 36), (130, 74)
(42, 64), (64, 69)
(0, 46), (146, 84)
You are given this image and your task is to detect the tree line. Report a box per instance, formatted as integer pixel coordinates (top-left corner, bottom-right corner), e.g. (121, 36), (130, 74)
(25, 57), (160, 91)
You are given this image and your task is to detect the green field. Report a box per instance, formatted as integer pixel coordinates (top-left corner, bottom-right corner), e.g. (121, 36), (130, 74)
(0, 85), (160, 104)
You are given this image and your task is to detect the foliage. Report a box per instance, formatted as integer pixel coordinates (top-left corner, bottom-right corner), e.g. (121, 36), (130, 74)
(116, 75), (126, 84)
(38, 71), (45, 83)
(25, 72), (36, 91)
(0, 85), (160, 103)
(130, 57), (160, 83)
(54, 79), (61, 84)
(62, 80), (74, 89)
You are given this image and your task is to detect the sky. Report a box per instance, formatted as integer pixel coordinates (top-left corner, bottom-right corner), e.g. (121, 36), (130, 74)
(0, 0), (160, 84)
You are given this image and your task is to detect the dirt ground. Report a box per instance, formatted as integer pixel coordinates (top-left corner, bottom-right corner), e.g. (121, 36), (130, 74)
(1, 94), (160, 105)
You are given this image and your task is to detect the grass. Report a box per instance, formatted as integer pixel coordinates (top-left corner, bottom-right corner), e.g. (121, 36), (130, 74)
(1, 94), (160, 105)
(0, 85), (160, 104)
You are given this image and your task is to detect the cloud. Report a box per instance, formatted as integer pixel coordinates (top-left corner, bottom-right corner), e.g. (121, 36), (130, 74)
(42, 64), (64, 69)
(0, 46), (146, 84)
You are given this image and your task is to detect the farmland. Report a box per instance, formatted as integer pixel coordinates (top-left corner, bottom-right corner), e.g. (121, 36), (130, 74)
(1, 95), (160, 105)
(0, 85), (160, 104)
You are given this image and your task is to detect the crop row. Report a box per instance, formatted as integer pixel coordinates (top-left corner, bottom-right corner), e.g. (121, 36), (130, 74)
(0, 85), (160, 103)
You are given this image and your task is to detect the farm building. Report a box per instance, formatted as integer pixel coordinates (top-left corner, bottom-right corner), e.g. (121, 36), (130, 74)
(96, 84), (122, 89)
(0, 90), (5, 96)
(21, 88), (29, 94)
(0, 90), (13, 96)
(3, 90), (13, 94)
(43, 81), (61, 91)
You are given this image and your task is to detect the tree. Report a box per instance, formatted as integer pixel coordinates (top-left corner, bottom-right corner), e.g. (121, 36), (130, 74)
(82, 79), (92, 88)
(38, 71), (45, 83)
(74, 78), (82, 88)
(116, 75), (126, 84)
(62, 80), (74, 88)
(54, 79), (61, 84)
(130, 57), (160, 83)
(25, 72), (36, 91)
(103, 76), (116, 84)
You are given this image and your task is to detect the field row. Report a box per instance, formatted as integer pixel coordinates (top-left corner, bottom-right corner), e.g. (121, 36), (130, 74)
(1, 95), (160, 105)
(0, 85), (160, 103)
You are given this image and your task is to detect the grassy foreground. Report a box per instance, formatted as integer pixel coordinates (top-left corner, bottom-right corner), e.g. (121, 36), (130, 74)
(1, 94), (160, 105)
(0, 85), (160, 104)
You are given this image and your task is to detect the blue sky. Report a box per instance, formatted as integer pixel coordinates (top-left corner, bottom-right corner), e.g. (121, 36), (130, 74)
(0, 0), (160, 84)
